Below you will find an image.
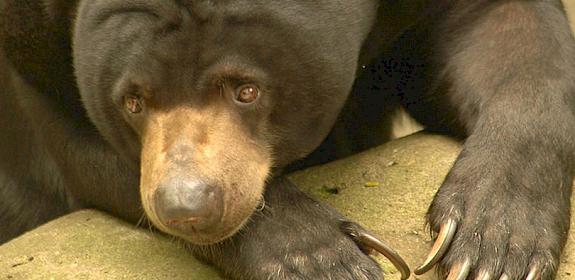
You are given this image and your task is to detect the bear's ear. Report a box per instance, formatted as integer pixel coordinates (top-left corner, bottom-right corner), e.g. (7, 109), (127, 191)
(0, 0), (79, 101)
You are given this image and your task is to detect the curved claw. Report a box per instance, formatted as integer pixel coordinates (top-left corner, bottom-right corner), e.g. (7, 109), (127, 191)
(414, 219), (457, 275)
(340, 221), (411, 280)
(476, 270), (492, 280)
(447, 258), (471, 280)
(525, 266), (540, 280)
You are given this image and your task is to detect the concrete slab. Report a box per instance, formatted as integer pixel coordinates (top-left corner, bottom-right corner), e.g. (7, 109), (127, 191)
(1, 133), (574, 279)
(290, 133), (575, 280)
(0, 210), (220, 280)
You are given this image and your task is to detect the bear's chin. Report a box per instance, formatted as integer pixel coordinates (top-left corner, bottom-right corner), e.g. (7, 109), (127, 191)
(178, 221), (249, 246)
(149, 210), (253, 245)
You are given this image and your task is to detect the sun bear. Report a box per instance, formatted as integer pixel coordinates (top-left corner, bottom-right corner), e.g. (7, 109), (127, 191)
(1, 0), (575, 279)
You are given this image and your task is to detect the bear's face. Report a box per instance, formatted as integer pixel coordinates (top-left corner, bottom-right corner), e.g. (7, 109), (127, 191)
(72, 0), (377, 244)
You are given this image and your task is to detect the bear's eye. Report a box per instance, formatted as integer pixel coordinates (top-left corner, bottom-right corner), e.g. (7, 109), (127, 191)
(234, 84), (260, 104)
(124, 95), (144, 114)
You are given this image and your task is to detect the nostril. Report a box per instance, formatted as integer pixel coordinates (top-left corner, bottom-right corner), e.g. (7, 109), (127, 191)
(154, 179), (223, 232)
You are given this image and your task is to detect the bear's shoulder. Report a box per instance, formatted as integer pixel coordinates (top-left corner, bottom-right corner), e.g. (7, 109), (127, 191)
(0, 0), (80, 111)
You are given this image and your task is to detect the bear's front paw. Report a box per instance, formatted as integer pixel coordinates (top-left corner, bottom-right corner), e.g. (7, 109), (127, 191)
(415, 165), (571, 279)
(250, 219), (409, 280)
(192, 177), (409, 280)
(255, 221), (383, 280)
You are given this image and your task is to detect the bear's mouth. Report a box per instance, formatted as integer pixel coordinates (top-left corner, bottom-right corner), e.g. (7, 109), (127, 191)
(138, 105), (271, 245)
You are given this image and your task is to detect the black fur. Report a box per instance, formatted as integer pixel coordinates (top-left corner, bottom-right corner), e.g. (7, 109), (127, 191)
(192, 178), (383, 279)
(1, 0), (575, 279)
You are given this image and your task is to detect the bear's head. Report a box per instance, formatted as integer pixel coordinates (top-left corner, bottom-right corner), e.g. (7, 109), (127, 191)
(72, 0), (378, 244)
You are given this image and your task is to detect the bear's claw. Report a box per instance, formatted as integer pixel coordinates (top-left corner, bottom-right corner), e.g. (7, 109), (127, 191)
(415, 218), (457, 275)
(525, 266), (541, 280)
(446, 258), (470, 280)
(415, 218), (547, 280)
(340, 221), (411, 280)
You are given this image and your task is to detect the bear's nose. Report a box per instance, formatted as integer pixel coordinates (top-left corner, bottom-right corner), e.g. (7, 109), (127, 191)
(154, 178), (223, 232)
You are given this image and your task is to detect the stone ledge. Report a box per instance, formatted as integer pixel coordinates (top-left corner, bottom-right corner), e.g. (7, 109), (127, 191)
(0, 133), (573, 279)
(0, 210), (220, 279)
